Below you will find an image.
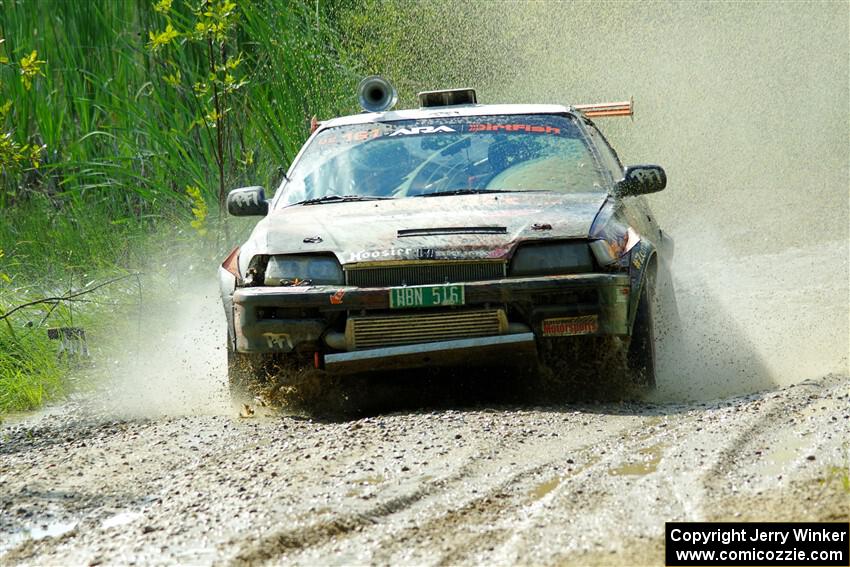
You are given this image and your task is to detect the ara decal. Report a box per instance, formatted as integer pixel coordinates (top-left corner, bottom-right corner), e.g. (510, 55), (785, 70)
(388, 125), (456, 136)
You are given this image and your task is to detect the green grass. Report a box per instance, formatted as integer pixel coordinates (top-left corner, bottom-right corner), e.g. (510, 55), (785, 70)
(0, 0), (368, 413)
(0, 324), (63, 412)
(0, 288), (89, 413)
(0, 0), (362, 271)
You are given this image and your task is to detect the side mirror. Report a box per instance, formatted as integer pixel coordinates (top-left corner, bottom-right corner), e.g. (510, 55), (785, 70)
(615, 165), (667, 197)
(227, 186), (268, 216)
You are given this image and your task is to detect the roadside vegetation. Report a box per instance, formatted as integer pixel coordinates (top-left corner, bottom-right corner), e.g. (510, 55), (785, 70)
(0, 0), (369, 413)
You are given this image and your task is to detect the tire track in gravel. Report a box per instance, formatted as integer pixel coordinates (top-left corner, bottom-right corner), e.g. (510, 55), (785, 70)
(274, 411), (646, 566)
(228, 430), (559, 564)
(1, 374), (847, 566)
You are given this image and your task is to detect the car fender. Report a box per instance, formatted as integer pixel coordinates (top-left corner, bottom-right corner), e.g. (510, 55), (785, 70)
(627, 239), (657, 331)
(219, 265), (237, 350)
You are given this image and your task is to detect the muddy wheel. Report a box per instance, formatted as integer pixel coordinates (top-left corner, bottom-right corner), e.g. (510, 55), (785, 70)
(226, 349), (269, 401)
(627, 278), (657, 389)
(263, 354), (326, 406)
(537, 335), (631, 401)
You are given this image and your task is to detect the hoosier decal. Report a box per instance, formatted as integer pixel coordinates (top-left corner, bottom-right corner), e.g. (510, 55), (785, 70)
(541, 315), (599, 337)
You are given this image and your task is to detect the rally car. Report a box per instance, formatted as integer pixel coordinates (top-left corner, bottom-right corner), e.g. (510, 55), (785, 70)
(219, 77), (672, 397)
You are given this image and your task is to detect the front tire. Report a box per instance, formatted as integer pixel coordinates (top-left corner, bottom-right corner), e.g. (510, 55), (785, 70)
(537, 335), (630, 401)
(226, 348), (268, 401)
(226, 347), (330, 409)
(627, 275), (657, 388)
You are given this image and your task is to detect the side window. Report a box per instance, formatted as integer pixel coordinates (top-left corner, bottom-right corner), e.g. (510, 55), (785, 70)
(584, 121), (624, 181)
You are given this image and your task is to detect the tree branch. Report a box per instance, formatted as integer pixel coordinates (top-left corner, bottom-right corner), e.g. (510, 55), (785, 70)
(0, 273), (142, 322)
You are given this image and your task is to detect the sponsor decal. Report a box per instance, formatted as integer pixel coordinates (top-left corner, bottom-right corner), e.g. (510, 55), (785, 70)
(349, 247), (506, 262)
(317, 128), (382, 146)
(632, 245), (648, 269)
(388, 125), (456, 136)
(263, 333), (292, 350)
(541, 315), (599, 337)
(329, 289), (346, 305)
(349, 247), (413, 262)
(485, 247), (509, 259)
(468, 123), (561, 135)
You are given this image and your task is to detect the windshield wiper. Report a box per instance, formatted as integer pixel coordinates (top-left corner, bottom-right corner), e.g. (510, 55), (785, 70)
(415, 189), (529, 197)
(294, 194), (394, 206)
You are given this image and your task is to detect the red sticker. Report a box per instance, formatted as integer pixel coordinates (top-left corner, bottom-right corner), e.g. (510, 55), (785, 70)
(542, 315), (599, 337)
(330, 289), (346, 305)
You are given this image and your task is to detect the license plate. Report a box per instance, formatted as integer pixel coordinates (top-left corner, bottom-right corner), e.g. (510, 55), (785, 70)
(389, 284), (465, 309)
(541, 315), (599, 336)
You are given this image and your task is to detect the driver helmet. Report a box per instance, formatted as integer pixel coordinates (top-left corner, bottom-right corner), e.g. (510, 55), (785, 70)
(350, 141), (412, 196)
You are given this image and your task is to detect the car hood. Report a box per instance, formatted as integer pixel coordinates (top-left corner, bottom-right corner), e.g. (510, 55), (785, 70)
(238, 192), (607, 272)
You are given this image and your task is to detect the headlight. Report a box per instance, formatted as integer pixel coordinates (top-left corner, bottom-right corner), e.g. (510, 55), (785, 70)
(509, 241), (593, 276)
(264, 255), (344, 286)
(588, 218), (640, 267)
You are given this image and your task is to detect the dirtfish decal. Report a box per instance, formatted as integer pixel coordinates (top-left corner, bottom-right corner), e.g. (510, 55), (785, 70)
(389, 126), (456, 136)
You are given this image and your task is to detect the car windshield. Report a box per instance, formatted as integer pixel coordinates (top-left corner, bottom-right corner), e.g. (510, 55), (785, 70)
(275, 114), (606, 207)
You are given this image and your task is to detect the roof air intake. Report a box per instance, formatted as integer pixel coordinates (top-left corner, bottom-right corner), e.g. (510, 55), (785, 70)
(418, 88), (477, 108)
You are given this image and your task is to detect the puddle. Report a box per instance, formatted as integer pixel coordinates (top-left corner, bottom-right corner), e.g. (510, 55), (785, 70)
(101, 511), (143, 530)
(0, 410), (41, 427)
(0, 404), (68, 428)
(795, 397), (842, 421)
(356, 475), (385, 486)
(30, 520), (78, 540)
(530, 477), (562, 500)
(758, 435), (812, 477)
(608, 444), (665, 476)
(0, 520), (79, 555)
(345, 475), (385, 498)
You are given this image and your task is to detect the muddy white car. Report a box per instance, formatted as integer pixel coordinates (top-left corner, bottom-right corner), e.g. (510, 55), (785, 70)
(219, 77), (673, 396)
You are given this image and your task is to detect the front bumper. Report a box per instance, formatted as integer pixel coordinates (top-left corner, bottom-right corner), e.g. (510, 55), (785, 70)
(324, 333), (537, 374)
(230, 273), (631, 355)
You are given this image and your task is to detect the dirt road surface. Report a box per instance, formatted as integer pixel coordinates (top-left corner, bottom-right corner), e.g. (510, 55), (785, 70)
(1, 370), (848, 566)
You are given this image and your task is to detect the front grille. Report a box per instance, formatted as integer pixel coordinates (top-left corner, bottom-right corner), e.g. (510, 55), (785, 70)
(345, 261), (506, 287)
(347, 309), (507, 350)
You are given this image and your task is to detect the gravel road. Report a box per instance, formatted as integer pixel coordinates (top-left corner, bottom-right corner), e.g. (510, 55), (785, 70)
(1, 370), (847, 566)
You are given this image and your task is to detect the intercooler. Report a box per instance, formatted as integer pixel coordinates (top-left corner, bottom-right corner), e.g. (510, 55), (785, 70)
(345, 309), (508, 350)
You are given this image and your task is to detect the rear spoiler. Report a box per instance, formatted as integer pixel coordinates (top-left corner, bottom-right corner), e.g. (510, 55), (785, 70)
(572, 98), (633, 118)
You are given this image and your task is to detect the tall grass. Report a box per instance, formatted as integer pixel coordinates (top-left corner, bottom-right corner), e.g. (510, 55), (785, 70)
(0, 0), (360, 273)
(0, 0), (365, 412)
